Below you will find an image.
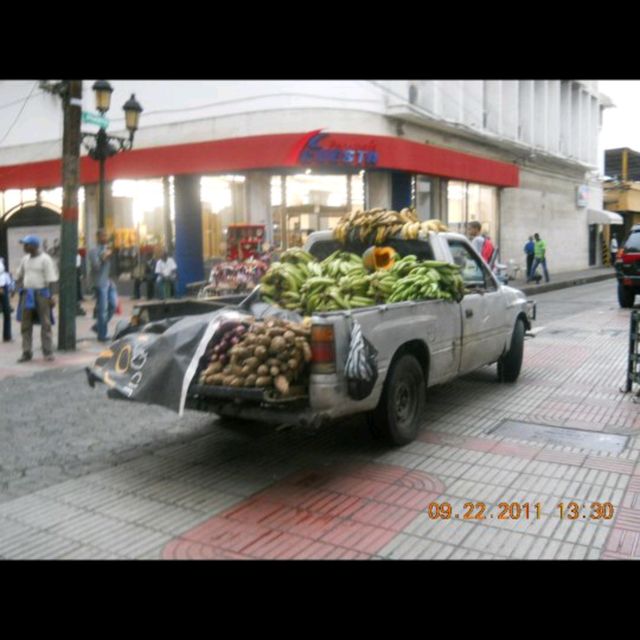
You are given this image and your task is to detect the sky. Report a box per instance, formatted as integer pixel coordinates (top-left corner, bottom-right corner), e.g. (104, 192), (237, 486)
(598, 81), (640, 173)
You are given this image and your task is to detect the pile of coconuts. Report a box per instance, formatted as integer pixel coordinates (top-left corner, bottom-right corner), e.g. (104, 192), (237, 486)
(198, 317), (313, 397)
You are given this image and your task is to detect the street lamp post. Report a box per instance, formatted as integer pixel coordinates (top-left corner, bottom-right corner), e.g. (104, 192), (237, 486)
(82, 81), (143, 229)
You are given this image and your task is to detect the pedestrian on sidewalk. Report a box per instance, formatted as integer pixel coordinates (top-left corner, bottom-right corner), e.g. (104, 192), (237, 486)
(14, 236), (58, 362)
(524, 236), (535, 281)
(155, 250), (177, 300)
(132, 247), (155, 300)
(528, 233), (550, 283)
(466, 220), (485, 256)
(88, 229), (118, 342)
(0, 256), (13, 342)
(611, 235), (619, 263)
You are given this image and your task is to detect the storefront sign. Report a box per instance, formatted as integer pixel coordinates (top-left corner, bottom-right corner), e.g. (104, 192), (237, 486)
(299, 132), (378, 168)
(576, 184), (589, 208)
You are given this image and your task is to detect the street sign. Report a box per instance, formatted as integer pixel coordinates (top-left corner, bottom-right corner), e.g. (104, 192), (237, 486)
(81, 111), (109, 128)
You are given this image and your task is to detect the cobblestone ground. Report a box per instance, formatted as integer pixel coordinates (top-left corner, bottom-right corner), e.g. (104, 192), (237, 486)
(1, 280), (639, 559)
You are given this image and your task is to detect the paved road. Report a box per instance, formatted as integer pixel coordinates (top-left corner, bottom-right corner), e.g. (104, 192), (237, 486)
(1, 279), (638, 559)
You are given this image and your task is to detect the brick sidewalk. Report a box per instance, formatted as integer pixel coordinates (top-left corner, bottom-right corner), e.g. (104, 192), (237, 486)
(0, 292), (639, 559)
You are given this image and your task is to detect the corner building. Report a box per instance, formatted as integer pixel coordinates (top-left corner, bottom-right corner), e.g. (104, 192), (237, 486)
(0, 80), (609, 291)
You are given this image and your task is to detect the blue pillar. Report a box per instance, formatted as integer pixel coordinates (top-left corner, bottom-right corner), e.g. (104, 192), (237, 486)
(174, 174), (204, 296)
(391, 172), (413, 211)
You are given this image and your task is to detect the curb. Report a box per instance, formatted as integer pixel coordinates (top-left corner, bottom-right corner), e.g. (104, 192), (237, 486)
(513, 272), (616, 297)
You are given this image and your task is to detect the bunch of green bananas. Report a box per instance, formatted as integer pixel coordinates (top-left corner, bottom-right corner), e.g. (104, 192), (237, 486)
(279, 247), (314, 267)
(366, 270), (399, 303)
(260, 248), (465, 313)
(299, 253), (375, 313)
(320, 250), (367, 278)
(260, 251), (313, 310)
(387, 261), (465, 303)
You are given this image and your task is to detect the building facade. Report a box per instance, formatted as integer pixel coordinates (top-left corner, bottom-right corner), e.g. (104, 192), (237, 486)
(0, 80), (610, 290)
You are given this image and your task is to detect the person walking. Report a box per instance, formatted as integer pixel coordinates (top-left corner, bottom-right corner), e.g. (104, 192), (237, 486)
(528, 232), (550, 283)
(0, 256), (13, 342)
(611, 235), (619, 263)
(14, 235), (58, 362)
(88, 229), (118, 342)
(524, 236), (535, 281)
(155, 250), (177, 300)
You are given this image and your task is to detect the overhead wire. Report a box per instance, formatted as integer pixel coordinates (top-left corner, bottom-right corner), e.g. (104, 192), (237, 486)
(0, 81), (39, 146)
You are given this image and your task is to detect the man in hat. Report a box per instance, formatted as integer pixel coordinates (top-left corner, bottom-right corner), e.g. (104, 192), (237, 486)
(14, 235), (58, 362)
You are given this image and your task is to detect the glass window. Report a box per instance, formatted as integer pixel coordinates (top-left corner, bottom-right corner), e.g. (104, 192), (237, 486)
(415, 176), (433, 220)
(624, 231), (640, 252)
(447, 181), (467, 235)
(447, 239), (495, 290)
(447, 181), (498, 241)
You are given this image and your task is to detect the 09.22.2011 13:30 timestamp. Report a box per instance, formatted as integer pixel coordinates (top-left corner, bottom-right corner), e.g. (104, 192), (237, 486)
(427, 501), (615, 521)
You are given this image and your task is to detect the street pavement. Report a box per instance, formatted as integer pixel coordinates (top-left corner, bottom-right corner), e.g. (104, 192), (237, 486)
(1, 279), (639, 559)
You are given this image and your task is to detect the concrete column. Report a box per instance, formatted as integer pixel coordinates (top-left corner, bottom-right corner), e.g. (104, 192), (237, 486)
(518, 80), (535, 145)
(441, 80), (464, 121)
(501, 81), (518, 140)
(174, 174), (204, 295)
(484, 81), (502, 134)
(571, 83), (581, 159)
(365, 171), (392, 209)
(590, 96), (599, 166)
(547, 81), (561, 154)
(560, 81), (572, 156)
(534, 80), (547, 149)
(463, 81), (484, 129)
(245, 171), (273, 243)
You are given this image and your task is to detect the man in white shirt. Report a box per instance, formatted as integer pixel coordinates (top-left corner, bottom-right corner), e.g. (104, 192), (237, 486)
(14, 235), (58, 362)
(155, 250), (177, 300)
(466, 220), (485, 256)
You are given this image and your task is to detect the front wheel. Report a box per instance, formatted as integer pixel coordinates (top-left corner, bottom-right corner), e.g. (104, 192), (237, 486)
(498, 319), (525, 383)
(368, 354), (426, 446)
(618, 283), (636, 308)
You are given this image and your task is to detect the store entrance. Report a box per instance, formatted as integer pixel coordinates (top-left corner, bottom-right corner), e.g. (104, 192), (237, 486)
(588, 224), (598, 266)
(271, 172), (365, 249)
(280, 204), (350, 247)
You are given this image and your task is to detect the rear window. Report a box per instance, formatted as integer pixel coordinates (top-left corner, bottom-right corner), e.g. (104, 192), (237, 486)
(624, 231), (640, 252)
(308, 238), (435, 261)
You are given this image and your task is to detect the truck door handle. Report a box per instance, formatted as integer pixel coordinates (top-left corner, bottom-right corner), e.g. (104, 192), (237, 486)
(465, 309), (473, 318)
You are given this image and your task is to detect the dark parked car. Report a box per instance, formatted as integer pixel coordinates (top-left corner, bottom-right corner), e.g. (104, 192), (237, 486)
(615, 224), (640, 308)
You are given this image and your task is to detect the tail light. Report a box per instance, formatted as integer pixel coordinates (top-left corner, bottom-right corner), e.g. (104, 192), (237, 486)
(311, 324), (336, 374)
(622, 251), (640, 264)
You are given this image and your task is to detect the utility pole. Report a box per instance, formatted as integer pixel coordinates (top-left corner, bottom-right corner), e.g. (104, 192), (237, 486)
(58, 80), (82, 351)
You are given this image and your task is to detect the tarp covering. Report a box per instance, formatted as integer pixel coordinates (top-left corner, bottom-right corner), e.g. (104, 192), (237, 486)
(88, 309), (251, 415)
(87, 297), (305, 415)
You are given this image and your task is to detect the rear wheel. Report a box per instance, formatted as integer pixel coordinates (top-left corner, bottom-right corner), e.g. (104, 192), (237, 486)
(368, 354), (426, 446)
(498, 319), (525, 383)
(618, 283), (636, 308)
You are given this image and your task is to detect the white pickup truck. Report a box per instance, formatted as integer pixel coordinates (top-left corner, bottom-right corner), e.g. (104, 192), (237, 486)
(188, 230), (535, 446)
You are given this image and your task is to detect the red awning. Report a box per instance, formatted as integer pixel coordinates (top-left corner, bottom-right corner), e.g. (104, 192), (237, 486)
(0, 131), (519, 190)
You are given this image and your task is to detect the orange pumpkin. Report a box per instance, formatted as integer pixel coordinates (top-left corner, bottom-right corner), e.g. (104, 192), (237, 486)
(363, 246), (397, 271)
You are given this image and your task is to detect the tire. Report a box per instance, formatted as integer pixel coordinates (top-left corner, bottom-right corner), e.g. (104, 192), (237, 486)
(498, 319), (525, 383)
(368, 354), (426, 446)
(618, 283), (635, 308)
